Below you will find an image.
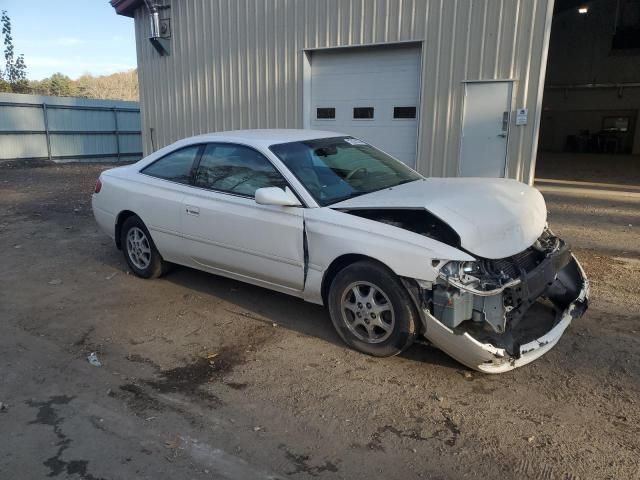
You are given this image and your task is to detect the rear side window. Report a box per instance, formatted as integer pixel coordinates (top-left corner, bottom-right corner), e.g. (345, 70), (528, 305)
(141, 145), (201, 184)
(194, 143), (287, 197)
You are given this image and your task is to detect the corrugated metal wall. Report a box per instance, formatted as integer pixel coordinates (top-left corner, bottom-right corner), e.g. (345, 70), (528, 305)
(134, 0), (553, 184)
(0, 92), (143, 162)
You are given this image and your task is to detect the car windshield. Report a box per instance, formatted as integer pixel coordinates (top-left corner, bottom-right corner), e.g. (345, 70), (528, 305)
(269, 137), (422, 206)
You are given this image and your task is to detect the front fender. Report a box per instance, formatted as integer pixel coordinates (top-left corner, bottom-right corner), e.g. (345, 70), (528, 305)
(302, 208), (472, 304)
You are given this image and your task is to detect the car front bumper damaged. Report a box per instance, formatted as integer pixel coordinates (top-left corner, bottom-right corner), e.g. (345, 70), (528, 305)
(415, 242), (589, 373)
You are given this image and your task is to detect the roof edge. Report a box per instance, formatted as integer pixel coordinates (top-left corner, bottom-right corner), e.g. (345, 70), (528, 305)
(110, 0), (143, 18)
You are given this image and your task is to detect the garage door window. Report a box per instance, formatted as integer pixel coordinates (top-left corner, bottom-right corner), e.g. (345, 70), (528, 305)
(193, 143), (287, 197)
(316, 107), (335, 120)
(353, 107), (374, 119)
(393, 106), (417, 119)
(141, 145), (202, 184)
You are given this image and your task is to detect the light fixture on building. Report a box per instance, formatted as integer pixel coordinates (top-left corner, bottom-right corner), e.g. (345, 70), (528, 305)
(578, 6), (589, 14)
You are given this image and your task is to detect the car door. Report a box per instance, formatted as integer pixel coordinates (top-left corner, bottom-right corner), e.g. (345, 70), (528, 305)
(181, 142), (305, 291)
(134, 144), (203, 264)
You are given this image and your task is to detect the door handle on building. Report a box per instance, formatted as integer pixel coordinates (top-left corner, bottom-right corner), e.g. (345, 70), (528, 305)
(498, 111), (509, 137)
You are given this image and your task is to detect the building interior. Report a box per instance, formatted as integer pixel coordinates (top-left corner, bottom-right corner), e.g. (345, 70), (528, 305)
(536, 0), (640, 185)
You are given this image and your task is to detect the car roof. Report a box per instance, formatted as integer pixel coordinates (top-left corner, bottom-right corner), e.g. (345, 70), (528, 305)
(187, 129), (348, 147)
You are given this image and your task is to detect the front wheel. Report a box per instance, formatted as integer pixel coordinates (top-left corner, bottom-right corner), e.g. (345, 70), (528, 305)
(327, 260), (418, 357)
(120, 215), (168, 279)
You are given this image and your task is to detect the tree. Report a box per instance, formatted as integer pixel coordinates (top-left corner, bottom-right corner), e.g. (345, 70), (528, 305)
(0, 10), (28, 93)
(75, 70), (138, 100)
(27, 77), (49, 95)
(48, 73), (76, 97)
(28, 70), (139, 100)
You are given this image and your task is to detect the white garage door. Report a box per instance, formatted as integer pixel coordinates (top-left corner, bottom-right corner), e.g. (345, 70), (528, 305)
(309, 45), (421, 167)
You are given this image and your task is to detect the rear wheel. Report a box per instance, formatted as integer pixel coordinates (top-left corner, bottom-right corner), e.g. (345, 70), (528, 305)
(120, 215), (168, 279)
(328, 260), (418, 357)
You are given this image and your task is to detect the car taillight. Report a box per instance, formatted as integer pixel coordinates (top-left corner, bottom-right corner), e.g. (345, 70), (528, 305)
(94, 178), (102, 193)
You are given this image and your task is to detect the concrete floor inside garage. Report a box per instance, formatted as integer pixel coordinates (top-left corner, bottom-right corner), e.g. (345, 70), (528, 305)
(534, 152), (640, 256)
(535, 152), (640, 186)
(0, 160), (639, 480)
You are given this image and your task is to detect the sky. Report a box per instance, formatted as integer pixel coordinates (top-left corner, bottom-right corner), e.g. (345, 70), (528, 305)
(2, 0), (137, 80)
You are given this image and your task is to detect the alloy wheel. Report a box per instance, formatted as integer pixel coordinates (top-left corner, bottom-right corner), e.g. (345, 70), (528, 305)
(340, 281), (395, 343)
(126, 227), (152, 270)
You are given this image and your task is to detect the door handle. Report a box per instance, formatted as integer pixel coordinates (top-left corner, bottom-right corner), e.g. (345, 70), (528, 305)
(185, 205), (200, 216)
(498, 111), (510, 138)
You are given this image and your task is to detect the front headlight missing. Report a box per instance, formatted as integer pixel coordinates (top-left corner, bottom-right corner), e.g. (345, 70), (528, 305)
(440, 260), (479, 278)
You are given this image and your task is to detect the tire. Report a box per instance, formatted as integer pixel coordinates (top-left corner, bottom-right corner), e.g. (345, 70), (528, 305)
(120, 215), (168, 279)
(327, 260), (418, 357)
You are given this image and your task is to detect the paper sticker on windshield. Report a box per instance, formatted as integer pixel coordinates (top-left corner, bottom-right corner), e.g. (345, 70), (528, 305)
(344, 138), (366, 146)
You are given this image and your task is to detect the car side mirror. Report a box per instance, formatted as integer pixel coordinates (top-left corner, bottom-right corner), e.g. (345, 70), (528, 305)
(254, 187), (301, 207)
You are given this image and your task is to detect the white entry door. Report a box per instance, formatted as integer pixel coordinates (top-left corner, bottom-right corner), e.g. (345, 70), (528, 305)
(459, 82), (513, 177)
(309, 45), (421, 167)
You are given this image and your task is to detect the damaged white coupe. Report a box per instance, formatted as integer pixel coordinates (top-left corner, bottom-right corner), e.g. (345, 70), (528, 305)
(92, 130), (589, 373)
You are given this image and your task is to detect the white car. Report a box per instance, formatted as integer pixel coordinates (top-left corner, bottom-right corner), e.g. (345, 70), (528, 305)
(92, 129), (588, 373)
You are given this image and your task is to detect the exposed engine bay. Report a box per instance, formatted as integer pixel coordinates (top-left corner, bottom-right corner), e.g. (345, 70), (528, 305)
(428, 229), (588, 357)
(342, 208), (462, 249)
(342, 208), (589, 360)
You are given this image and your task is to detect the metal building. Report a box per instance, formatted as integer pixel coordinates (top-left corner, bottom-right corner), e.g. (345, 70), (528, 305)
(112, 0), (554, 184)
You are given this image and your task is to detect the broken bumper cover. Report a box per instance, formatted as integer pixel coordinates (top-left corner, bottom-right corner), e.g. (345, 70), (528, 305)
(421, 255), (589, 373)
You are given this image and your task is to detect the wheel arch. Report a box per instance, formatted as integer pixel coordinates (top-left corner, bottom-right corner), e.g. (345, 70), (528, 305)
(114, 210), (138, 250)
(320, 254), (428, 336)
(320, 254), (396, 305)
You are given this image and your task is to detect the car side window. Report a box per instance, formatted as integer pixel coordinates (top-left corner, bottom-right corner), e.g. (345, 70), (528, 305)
(141, 145), (201, 184)
(194, 143), (287, 197)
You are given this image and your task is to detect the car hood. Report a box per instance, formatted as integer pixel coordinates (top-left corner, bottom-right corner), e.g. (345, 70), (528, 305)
(330, 178), (547, 259)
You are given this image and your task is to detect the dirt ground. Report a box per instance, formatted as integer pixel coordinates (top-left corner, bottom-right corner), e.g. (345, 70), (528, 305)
(1, 157), (639, 480)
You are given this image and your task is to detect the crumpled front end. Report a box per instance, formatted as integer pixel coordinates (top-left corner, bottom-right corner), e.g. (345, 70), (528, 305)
(416, 230), (589, 373)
